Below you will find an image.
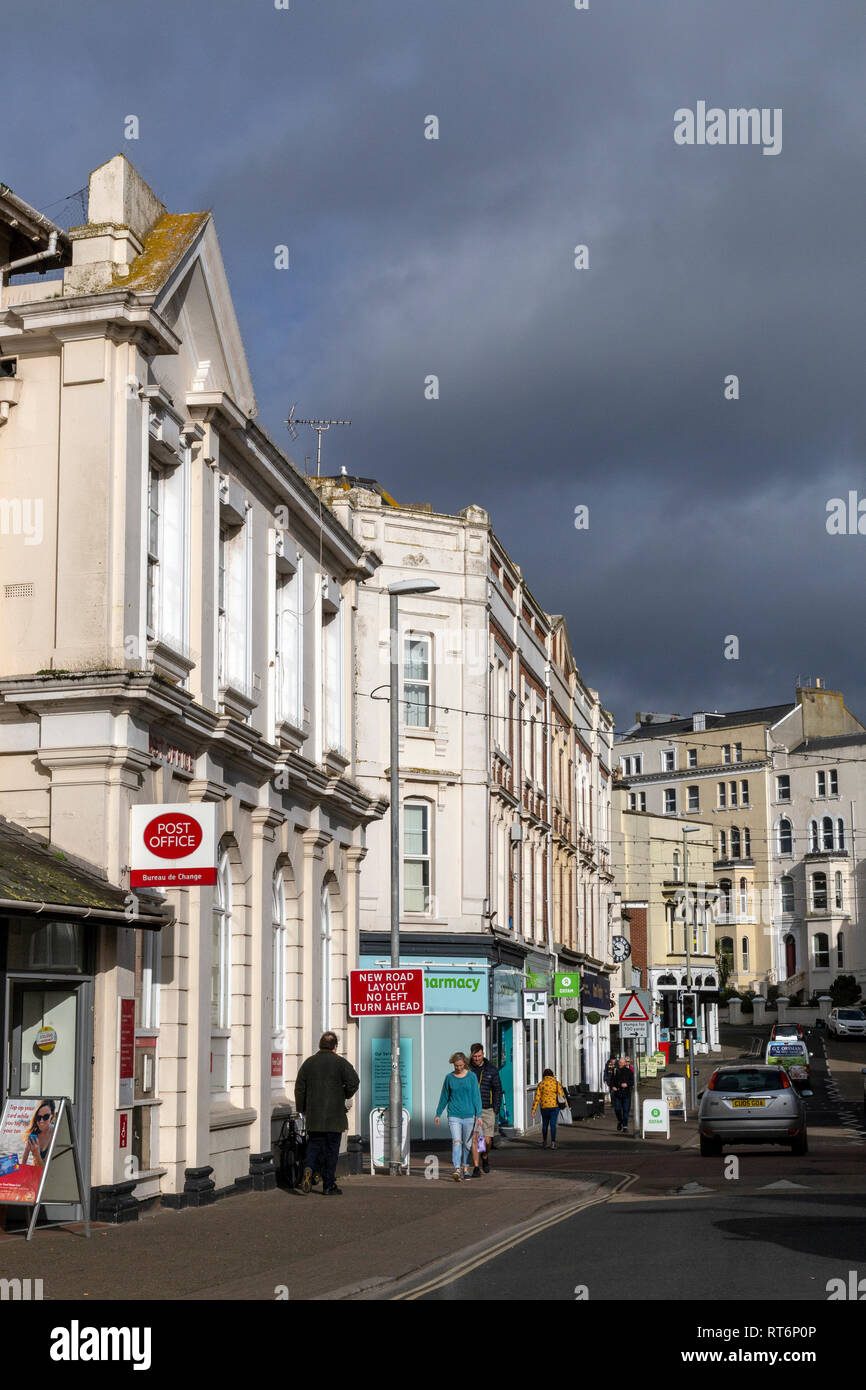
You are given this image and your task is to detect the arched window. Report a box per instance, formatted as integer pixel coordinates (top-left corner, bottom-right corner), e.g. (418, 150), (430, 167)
(778, 819), (793, 855)
(272, 869), (287, 1040)
(739, 876), (748, 915)
(718, 830), (727, 860)
(779, 875), (794, 913)
(211, 846), (232, 1096)
(822, 816), (834, 851)
(741, 936), (750, 971)
(743, 827), (751, 858)
(836, 931), (844, 968)
(836, 818), (845, 851)
(720, 879), (732, 916)
(835, 871), (843, 910)
(404, 801), (431, 913)
(808, 819), (818, 853)
(730, 826), (741, 859)
(320, 884), (333, 1034)
(811, 872), (828, 911)
(813, 932), (829, 968)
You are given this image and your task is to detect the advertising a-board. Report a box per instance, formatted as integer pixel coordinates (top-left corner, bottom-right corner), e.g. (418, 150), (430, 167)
(0, 1097), (59, 1203)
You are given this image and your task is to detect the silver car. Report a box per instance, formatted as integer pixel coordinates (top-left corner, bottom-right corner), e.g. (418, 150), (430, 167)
(827, 1008), (866, 1038)
(697, 1064), (807, 1156)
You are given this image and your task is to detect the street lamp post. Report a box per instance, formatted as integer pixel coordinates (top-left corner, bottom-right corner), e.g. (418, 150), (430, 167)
(682, 825), (700, 1111)
(388, 579), (439, 1175)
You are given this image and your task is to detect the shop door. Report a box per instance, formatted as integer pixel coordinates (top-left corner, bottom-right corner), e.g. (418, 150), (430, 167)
(493, 1021), (514, 1128)
(7, 983), (90, 1219)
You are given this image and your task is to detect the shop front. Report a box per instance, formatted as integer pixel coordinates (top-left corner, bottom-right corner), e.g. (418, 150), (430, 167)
(579, 969), (612, 1090)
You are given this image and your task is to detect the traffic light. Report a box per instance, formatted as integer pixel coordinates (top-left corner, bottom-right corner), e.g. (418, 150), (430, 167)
(682, 993), (698, 1028)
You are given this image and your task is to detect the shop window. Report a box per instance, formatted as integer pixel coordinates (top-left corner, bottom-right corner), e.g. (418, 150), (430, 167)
(6, 918), (86, 972)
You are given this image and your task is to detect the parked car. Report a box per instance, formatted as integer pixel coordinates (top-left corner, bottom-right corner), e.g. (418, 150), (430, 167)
(765, 1039), (812, 1092)
(770, 1022), (805, 1042)
(827, 1008), (866, 1039)
(698, 1065), (807, 1156)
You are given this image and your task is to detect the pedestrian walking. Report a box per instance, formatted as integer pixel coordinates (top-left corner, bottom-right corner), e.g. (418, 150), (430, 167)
(603, 1054), (619, 1117)
(434, 1052), (483, 1181)
(294, 1032), (360, 1195)
(469, 1042), (503, 1176)
(531, 1068), (568, 1148)
(612, 1055), (635, 1133)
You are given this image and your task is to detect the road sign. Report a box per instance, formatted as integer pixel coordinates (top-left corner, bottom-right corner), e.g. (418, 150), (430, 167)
(349, 969), (424, 1016)
(620, 1020), (649, 1038)
(642, 1099), (670, 1137)
(619, 991), (651, 1022)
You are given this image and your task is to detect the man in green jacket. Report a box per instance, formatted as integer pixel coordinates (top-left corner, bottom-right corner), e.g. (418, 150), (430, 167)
(295, 1032), (360, 1195)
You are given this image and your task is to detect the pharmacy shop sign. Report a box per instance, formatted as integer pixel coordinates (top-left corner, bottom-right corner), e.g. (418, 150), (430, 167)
(424, 969), (490, 1014)
(130, 804), (216, 888)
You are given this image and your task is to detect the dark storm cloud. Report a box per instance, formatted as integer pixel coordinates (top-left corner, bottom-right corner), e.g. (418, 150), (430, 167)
(4, 0), (865, 725)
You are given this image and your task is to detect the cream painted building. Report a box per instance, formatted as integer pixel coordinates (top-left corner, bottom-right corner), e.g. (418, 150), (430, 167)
(0, 157), (384, 1218)
(312, 477), (619, 1129)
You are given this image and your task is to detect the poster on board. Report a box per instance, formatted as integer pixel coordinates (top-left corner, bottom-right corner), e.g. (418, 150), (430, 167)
(0, 1096), (61, 1204)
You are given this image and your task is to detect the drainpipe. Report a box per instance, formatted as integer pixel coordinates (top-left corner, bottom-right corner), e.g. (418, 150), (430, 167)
(0, 229), (60, 310)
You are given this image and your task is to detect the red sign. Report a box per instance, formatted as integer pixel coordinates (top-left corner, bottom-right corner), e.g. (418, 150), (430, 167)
(619, 992), (651, 1022)
(118, 1113), (128, 1149)
(349, 969), (425, 1016)
(141, 814), (203, 858)
(119, 999), (135, 1082)
(271, 1052), (283, 1078)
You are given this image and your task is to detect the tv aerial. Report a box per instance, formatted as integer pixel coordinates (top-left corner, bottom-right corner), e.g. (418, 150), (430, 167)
(285, 404), (351, 476)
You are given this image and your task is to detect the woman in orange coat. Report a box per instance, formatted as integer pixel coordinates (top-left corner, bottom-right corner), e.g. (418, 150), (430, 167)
(531, 1068), (568, 1148)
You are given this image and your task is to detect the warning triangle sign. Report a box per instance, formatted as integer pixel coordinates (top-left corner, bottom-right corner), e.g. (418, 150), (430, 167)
(619, 993), (650, 1021)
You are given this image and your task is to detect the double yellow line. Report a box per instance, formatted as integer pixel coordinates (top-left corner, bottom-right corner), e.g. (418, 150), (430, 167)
(392, 1171), (638, 1300)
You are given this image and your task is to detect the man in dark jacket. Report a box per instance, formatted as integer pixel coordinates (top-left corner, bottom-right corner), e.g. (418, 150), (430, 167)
(295, 1032), (360, 1195)
(469, 1043), (503, 1175)
(612, 1056), (635, 1134)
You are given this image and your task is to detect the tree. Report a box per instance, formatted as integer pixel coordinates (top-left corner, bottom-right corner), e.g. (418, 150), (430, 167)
(829, 974), (862, 1007)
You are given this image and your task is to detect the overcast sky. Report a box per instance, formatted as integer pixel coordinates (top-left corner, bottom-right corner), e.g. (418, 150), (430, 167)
(6, 1), (865, 730)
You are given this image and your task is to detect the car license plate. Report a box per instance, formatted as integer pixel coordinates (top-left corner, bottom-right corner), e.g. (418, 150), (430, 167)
(731, 1097), (766, 1107)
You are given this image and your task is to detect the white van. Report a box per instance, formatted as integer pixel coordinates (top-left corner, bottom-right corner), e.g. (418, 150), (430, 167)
(765, 1039), (811, 1092)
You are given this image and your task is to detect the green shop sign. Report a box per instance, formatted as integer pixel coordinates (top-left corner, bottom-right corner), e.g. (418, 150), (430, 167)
(554, 971), (580, 998)
(423, 970), (490, 1014)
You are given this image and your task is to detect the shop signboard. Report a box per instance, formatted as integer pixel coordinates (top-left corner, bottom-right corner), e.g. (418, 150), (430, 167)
(423, 969), (489, 1014)
(523, 990), (547, 1020)
(581, 972), (611, 1013)
(129, 803), (216, 887)
(553, 971), (580, 998)
(642, 1100), (670, 1137)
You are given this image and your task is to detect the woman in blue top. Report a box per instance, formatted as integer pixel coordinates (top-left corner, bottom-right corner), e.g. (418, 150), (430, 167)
(434, 1052), (483, 1182)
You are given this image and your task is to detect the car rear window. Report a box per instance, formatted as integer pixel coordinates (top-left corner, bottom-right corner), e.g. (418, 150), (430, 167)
(714, 1070), (787, 1093)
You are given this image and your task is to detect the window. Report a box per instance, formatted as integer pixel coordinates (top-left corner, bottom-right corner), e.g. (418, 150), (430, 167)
(320, 885), (332, 1033)
(146, 466), (160, 637)
(808, 819), (818, 853)
(663, 749), (675, 772)
(217, 527), (227, 684)
(493, 657), (508, 751)
(718, 782), (727, 808)
(743, 826), (751, 857)
(720, 880), (732, 916)
(688, 748), (697, 768)
(835, 871), (843, 911)
(672, 850), (681, 882)
(734, 743), (742, 762)
(837, 930), (844, 967)
(404, 803), (431, 913)
(633, 754), (642, 774)
(404, 635), (431, 728)
(829, 769), (839, 796)
(322, 590), (346, 754)
(211, 849), (232, 1096)
(621, 756), (631, 775)
(836, 818), (845, 851)
(741, 935), (750, 970)
(272, 871), (287, 1051)
(822, 816), (834, 851)
(778, 818), (793, 855)
(813, 932), (829, 968)
(722, 744), (731, 764)
(811, 872), (828, 911)
(816, 771), (826, 797)
(664, 788), (677, 814)
(739, 877), (748, 915)
(740, 780), (749, 807)
(275, 558), (303, 728)
(687, 786), (699, 812)
(780, 875), (794, 913)
(730, 826), (741, 858)
(222, 512), (252, 695)
(719, 830), (727, 859)
(628, 791), (646, 811)
(729, 781), (738, 807)
(135, 928), (160, 1031)
(776, 775), (790, 801)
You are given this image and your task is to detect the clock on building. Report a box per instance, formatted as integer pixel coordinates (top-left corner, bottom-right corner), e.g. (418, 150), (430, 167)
(611, 935), (631, 963)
